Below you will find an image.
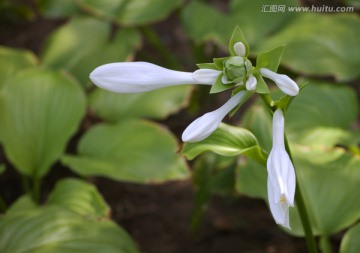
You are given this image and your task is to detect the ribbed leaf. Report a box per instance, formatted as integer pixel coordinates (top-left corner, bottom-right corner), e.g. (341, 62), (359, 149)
(62, 119), (189, 183)
(0, 69), (86, 178)
(48, 178), (110, 219)
(0, 207), (139, 253)
(182, 123), (267, 165)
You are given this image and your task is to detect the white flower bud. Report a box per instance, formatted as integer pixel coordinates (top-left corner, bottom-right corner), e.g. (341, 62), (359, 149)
(260, 68), (299, 96)
(182, 91), (247, 142)
(234, 42), (246, 57)
(267, 109), (296, 229)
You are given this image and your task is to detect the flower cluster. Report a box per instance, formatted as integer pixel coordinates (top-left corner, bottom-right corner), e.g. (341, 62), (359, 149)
(90, 27), (298, 228)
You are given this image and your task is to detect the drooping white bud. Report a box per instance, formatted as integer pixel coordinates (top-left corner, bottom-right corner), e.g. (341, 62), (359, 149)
(182, 91), (248, 142)
(267, 109), (296, 229)
(260, 68), (299, 96)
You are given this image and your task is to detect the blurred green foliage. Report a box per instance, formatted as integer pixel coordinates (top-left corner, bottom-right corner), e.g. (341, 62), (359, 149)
(0, 0), (360, 252)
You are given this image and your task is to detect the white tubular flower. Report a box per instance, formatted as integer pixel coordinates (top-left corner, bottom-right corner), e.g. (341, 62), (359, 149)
(182, 91), (247, 142)
(90, 62), (221, 93)
(259, 68), (299, 96)
(245, 74), (257, 91)
(267, 109), (296, 229)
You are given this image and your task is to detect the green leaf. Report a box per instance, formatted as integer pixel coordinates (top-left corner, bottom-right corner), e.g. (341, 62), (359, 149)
(196, 63), (218, 70)
(181, 0), (299, 48)
(190, 154), (237, 231)
(6, 195), (38, 214)
(288, 145), (360, 236)
(229, 26), (249, 56)
(210, 73), (235, 93)
(258, 13), (360, 81)
(0, 164), (5, 176)
(285, 79), (358, 143)
(273, 80), (308, 110)
(235, 159), (267, 199)
(182, 123), (268, 165)
(38, 0), (80, 17)
(0, 46), (37, 89)
(241, 103), (273, 151)
(253, 71), (270, 94)
(235, 144), (360, 237)
(340, 222), (360, 253)
(256, 45), (285, 72)
(0, 206), (139, 253)
(41, 17), (141, 86)
(62, 119), (189, 183)
(242, 79), (358, 149)
(89, 85), (192, 122)
(48, 178), (110, 220)
(0, 69), (86, 178)
(77, 0), (182, 26)
(213, 57), (228, 70)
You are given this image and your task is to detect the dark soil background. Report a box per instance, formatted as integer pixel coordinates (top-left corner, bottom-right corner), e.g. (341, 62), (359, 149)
(1, 1), (348, 252)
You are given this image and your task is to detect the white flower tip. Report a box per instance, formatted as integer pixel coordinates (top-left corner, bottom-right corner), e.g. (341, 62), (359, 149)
(275, 74), (299, 96)
(182, 91), (247, 143)
(221, 75), (230, 84)
(259, 68), (299, 96)
(234, 42), (246, 57)
(192, 69), (221, 85)
(245, 74), (257, 91)
(181, 113), (220, 142)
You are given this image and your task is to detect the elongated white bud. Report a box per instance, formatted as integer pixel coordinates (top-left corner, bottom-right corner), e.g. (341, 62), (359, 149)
(267, 109), (296, 229)
(182, 91), (247, 142)
(90, 62), (215, 93)
(260, 68), (299, 96)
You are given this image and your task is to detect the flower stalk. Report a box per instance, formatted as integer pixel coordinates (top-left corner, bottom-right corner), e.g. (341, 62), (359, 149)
(284, 135), (319, 253)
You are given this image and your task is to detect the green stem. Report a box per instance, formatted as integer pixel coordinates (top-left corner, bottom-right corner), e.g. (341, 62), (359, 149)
(140, 26), (180, 70)
(284, 136), (319, 253)
(0, 194), (7, 212)
(319, 236), (333, 253)
(32, 177), (41, 203)
(21, 175), (30, 193)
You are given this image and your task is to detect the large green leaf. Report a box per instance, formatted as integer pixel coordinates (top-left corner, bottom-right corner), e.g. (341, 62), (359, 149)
(290, 145), (360, 236)
(48, 178), (110, 219)
(241, 102), (273, 152)
(235, 159), (267, 199)
(38, 0), (80, 17)
(340, 222), (360, 253)
(285, 80), (358, 144)
(0, 69), (86, 178)
(258, 13), (360, 81)
(242, 79), (358, 148)
(40, 17), (141, 86)
(0, 206), (139, 253)
(62, 119), (189, 183)
(235, 145), (360, 236)
(236, 79), (360, 236)
(182, 123), (268, 165)
(89, 85), (192, 121)
(0, 46), (37, 89)
(181, 0), (299, 48)
(77, 0), (182, 26)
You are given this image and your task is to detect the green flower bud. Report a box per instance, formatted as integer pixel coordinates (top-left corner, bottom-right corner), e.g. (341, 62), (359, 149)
(223, 56), (252, 83)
